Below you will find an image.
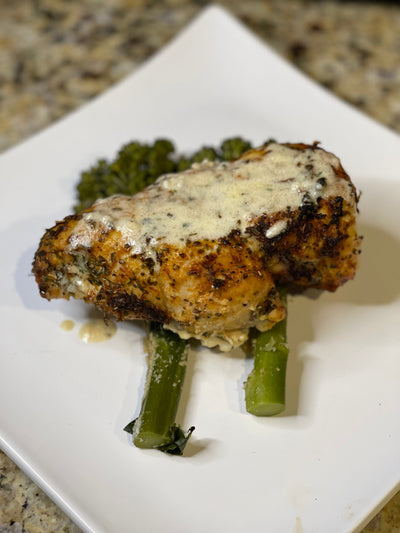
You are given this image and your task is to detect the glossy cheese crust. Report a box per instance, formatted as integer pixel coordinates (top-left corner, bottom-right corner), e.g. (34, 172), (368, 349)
(32, 142), (360, 349)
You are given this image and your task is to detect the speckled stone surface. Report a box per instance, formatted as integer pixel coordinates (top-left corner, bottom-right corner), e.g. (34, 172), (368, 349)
(1, 1), (400, 531)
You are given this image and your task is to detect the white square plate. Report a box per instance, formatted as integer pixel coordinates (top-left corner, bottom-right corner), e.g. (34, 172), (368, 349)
(1, 6), (400, 533)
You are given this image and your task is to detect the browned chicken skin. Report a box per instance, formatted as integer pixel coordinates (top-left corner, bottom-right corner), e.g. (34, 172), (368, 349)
(33, 142), (360, 350)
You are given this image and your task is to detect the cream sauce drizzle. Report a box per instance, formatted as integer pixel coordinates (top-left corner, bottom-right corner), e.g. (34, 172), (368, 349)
(60, 319), (74, 331)
(78, 319), (117, 343)
(67, 143), (353, 256)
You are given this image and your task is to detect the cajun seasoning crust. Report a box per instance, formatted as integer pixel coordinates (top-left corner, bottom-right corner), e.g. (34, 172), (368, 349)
(32, 142), (360, 350)
(33, 221), (285, 350)
(247, 199), (359, 291)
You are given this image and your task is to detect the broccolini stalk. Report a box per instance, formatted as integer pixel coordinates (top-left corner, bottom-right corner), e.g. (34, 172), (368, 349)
(124, 322), (194, 455)
(245, 289), (289, 416)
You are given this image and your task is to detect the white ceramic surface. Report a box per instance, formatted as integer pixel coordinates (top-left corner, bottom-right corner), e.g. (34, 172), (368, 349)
(1, 6), (400, 533)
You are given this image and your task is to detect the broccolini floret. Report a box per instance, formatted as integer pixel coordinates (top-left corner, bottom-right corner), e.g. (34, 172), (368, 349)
(75, 139), (176, 212)
(176, 146), (219, 171)
(220, 137), (252, 161)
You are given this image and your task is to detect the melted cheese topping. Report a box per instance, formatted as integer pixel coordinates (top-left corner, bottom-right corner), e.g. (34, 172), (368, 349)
(68, 143), (353, 255)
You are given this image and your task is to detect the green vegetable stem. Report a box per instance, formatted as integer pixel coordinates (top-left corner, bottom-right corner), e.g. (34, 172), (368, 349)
(124, 322), (194, 455)
(245, 288), (289, 416)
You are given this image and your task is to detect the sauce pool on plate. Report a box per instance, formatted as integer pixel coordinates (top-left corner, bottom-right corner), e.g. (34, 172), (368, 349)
(78, 318), (117, 343)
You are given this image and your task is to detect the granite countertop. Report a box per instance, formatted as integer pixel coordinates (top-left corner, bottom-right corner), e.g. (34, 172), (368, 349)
(1, 1), (399, 531)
